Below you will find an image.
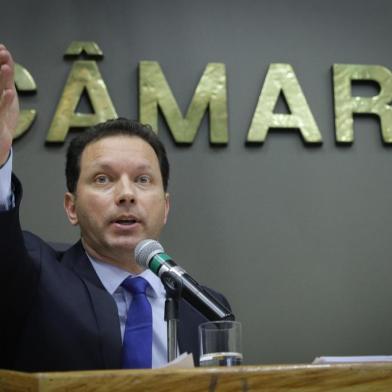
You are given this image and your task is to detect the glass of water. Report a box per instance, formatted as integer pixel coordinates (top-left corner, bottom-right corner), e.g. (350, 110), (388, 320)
(199, 320), (243, 367)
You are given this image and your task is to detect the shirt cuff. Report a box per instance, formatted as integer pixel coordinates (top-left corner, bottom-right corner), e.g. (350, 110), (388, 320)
(0, 149), (14, 210)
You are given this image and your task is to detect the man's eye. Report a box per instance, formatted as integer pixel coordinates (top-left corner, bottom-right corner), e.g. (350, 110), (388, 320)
(95, 175), (109, 184)
(137, 175), (151, 184)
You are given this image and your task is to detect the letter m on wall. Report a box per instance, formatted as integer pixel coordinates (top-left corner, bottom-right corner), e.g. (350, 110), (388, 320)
(139, 61), (228, 144)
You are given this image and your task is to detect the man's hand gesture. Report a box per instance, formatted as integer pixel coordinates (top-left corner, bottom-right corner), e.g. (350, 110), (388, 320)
(0, 44), (19, 165)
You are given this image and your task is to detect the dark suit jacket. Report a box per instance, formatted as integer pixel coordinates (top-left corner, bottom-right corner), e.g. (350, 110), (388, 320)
(0, 176), (230, 372)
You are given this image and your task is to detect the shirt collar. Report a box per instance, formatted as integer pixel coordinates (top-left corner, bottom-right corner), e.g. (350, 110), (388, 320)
(86, 252), (166, 298)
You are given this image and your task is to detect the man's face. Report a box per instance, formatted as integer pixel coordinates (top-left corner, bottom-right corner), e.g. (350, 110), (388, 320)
(64, 135), (169, 272)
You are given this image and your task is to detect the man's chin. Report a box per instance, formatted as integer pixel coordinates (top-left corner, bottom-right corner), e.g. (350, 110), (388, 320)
(109, 238), (141, 253)
(106, 233), (159, 257)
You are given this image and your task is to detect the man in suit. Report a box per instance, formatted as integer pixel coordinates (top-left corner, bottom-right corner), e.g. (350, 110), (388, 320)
(0, 44), (230, 372)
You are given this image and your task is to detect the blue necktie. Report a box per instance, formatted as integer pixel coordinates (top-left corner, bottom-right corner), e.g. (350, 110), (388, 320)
(121, 276), (153, 368)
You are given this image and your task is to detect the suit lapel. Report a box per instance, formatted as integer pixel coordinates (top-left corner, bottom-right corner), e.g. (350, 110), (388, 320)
(61, 242), (122, 369)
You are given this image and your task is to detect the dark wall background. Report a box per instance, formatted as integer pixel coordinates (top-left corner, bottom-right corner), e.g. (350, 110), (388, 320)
(2, 0), (392, 364)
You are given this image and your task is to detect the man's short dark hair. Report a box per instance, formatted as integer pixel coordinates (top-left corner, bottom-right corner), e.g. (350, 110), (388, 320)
(65, 118), (169, 193)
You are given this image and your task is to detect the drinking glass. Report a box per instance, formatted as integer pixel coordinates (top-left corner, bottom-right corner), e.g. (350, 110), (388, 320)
(199, 320), (243, 367)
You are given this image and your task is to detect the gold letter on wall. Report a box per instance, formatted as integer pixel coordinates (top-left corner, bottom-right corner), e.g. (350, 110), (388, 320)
(14, 63), (37, 140)
(139, 61), (228, 144)
(333, 64), (392, 143)
(46, 42), (117, 142)
(247, 64), (322, 144)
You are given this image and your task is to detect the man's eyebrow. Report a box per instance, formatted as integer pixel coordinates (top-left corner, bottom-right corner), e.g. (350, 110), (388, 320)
(87, 161), (153, 172)
(87, 162), (115, 172)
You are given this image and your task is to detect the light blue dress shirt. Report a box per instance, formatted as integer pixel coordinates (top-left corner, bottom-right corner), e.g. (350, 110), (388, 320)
(88, 255), (168, 368)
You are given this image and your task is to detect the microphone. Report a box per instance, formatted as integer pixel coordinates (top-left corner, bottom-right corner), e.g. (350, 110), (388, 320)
(135, 239), (234, 321)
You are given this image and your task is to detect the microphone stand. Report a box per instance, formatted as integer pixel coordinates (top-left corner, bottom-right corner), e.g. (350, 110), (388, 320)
(161, 272), (183, 363)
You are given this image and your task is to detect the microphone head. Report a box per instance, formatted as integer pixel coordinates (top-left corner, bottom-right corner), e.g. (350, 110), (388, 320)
(135, 239), (165, 269)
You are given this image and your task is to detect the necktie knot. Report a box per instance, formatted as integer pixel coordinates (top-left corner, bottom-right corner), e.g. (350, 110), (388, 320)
(122, 276), (149, 296)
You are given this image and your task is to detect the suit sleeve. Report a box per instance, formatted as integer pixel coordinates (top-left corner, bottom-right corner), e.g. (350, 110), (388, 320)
(0, 174), (40, 367)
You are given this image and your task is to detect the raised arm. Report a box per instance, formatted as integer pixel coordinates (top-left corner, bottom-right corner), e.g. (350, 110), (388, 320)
(0, 44), (19, 165)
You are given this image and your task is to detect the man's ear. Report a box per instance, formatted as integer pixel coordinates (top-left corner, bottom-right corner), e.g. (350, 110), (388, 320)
(163, 192), (170, 224)
(64, 192), (78, 226)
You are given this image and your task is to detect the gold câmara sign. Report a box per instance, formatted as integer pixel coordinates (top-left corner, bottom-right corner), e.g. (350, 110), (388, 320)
(14, 41), (392, 145)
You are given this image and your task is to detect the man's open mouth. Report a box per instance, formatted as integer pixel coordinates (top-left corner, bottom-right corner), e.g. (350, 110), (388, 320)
(115, 218), (138, 225)
(113, 216), (139, 226)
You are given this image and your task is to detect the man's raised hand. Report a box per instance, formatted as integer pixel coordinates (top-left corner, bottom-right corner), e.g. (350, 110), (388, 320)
(0, 44), (19, 165)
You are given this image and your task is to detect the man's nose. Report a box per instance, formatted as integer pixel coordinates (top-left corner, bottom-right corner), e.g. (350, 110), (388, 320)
(115, 179), (136, 205)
